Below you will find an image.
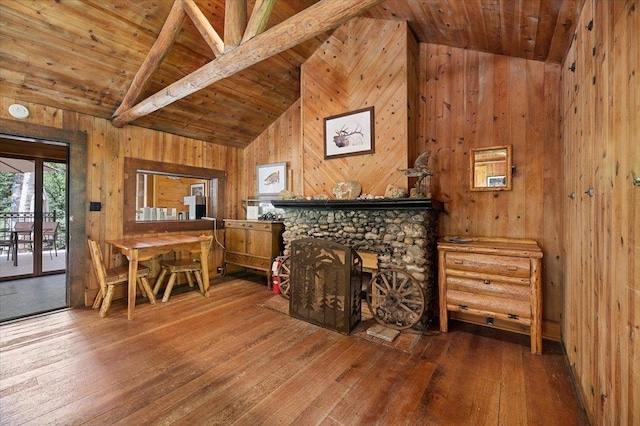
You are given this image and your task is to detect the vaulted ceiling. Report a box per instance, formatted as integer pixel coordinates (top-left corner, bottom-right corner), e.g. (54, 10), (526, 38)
(0, 0), (582, 148)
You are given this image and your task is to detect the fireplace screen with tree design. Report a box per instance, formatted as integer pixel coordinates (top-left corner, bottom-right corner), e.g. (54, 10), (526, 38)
(289, 238), (363, 334)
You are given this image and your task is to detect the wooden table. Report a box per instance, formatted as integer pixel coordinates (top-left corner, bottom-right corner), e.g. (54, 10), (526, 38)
(106, 234), (211, 320)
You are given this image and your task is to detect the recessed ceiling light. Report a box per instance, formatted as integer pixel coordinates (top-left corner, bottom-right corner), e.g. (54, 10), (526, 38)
(8, 104), (30, 119)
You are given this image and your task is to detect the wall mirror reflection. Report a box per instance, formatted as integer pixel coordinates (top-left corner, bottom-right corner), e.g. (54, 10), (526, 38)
(135, 173), (209, 221)
(124, 158), (225, 233)
(470, 145), (512, 191)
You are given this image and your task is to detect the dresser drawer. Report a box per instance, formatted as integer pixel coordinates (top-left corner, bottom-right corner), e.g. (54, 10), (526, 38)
(225, 252), (271, 270)
(225, 221), (272, 231)
(445, 252), (530, 278)
(447, 290), (531, 320)
(446, 276), (530, 302)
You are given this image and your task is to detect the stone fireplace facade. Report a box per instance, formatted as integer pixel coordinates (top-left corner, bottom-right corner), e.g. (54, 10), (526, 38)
(272, 199), (441, 323)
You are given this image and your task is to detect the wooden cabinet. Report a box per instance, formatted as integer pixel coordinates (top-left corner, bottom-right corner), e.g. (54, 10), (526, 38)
(223, 220), (284, 287)
(438, 237), (543, 354)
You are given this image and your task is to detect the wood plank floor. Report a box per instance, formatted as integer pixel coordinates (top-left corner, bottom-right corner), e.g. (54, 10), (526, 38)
(0, 275), (588, 425)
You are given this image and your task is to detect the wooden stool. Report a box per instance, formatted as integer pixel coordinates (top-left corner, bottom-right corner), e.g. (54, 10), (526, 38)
(153, 236), (213, 302)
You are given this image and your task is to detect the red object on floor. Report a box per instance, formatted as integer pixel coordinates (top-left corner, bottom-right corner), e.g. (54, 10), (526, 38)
(272, 275), (281, 294)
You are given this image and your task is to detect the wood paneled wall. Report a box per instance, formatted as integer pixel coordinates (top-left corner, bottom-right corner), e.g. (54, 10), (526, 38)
(0, 95), (243, 305)
(245, 17), (418, 201)
(416, 45), (563, 339)
(243, 100), (302, 199)
(299, 18), (416, 197)
(561, 0), (639, 424)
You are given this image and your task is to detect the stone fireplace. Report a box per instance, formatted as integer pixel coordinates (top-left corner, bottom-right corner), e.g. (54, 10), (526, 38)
(271, 199), (442, 324)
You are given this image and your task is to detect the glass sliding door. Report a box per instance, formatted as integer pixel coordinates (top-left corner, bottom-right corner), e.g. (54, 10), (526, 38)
(0, 139), (68, 322)
(0, 156), (67, 279)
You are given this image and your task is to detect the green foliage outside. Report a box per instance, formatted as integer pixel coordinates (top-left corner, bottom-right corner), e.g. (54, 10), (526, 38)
(44, 162), (67, 220)
(0, 172), (13, 213)
(44, 162), (67, 248)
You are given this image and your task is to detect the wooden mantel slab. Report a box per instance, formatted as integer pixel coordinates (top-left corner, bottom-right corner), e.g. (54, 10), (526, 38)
(271, 198), (443, 211)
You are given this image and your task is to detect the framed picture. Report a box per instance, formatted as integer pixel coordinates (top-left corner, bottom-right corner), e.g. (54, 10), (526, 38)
(487, 176), (507, 187)
(190, 183), (205, 196)
(324, 107), (375, 159)
(257, 162), (287, 196)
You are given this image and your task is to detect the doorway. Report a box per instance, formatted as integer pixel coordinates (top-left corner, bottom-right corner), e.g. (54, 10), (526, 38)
(0, 139), (68, 321)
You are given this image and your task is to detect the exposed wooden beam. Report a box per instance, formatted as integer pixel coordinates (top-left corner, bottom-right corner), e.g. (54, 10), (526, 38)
(111, 0), (385, 128)
(224, 0), (247, 52)
(182, 0), (224, 57)
(113, 0), (186, 117)
(241, 0), (275, 44)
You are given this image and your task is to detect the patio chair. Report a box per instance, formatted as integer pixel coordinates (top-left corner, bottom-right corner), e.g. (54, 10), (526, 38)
(43, 221), (58, 259)
(153, 236), (213, 302)
(14, 221), (33, 251)
(0, 230), (14, 262)
(87, 238), (156, 318)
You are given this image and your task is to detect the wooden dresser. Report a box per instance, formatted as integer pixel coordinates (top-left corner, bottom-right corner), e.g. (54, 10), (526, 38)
(223, 220), (284, 287)
(438, 237), (543, 354)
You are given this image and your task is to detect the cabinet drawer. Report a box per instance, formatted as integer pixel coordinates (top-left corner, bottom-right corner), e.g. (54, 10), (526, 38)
(225, 221), (272, 231)
(446, 276), (530, 302)
(225, 252), (271, 270)
(445, 252), (530, 277)
(447, 290), (531, 319)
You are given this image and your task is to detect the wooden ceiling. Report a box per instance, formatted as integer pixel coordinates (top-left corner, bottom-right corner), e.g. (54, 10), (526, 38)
(0, 0), (582, 148)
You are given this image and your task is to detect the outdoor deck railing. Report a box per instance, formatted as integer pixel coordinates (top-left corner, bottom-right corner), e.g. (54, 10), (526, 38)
(0, 211), (64, 248)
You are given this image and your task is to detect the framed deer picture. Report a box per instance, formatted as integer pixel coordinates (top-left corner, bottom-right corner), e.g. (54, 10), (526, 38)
(324, 107), (375, 159)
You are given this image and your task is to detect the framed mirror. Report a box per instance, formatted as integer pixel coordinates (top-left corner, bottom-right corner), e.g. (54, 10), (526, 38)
(123, 157), (225, 233)
(470, 145), (512, 191)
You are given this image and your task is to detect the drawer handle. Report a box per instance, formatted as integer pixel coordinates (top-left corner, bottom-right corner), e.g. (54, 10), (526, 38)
(453, 260), (463, 265)
(507, 266), (518, 271)
(483, 279), (491, 285)
(508, 314), (520, 320)
(458, 305), (468, 310)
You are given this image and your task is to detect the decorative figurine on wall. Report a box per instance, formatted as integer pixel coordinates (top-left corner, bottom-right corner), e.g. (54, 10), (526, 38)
(400, 150), (433, 198)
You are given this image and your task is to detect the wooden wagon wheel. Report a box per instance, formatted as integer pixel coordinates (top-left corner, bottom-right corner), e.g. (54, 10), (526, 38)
(274, 255), (291, 299)
(366, 268), (425, 330)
